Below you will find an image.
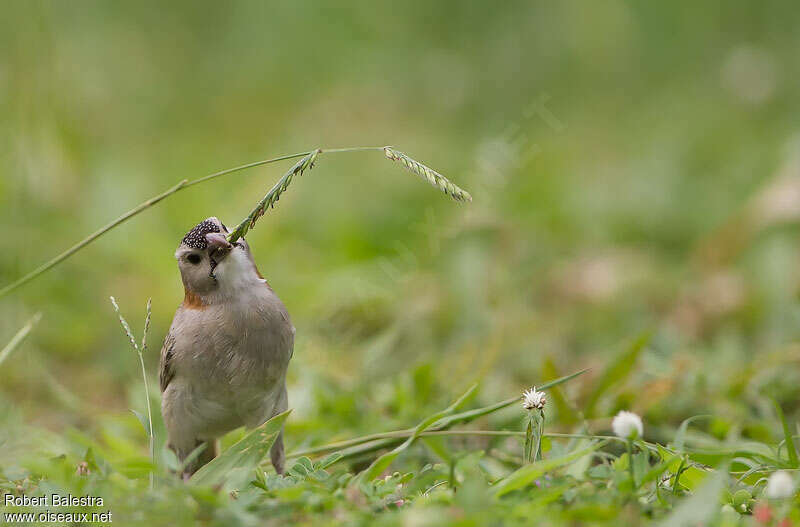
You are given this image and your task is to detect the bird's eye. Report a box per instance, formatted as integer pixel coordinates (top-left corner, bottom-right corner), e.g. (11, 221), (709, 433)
(187, 253), (202, 265)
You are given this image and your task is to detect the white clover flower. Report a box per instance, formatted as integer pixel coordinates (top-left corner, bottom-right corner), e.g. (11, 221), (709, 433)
(765, 470), (795, 499)
(612, 410), (643, 439)
(522, 387), (546, 411)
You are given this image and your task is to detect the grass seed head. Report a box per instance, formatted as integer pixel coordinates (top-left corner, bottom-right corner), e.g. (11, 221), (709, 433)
(110, 296), (139, 353)
(226, 150), (319, 244)
(383, 147), (472, 203)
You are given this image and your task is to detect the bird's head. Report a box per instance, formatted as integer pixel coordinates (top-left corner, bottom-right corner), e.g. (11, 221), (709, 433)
(175, 217), (261, 303)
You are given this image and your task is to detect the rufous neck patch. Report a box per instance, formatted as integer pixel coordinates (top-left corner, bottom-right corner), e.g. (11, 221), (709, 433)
(182, 289), (207, 310)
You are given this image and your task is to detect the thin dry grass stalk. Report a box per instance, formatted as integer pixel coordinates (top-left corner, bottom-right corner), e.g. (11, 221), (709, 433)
(109, 296), (156, 488)
(110, 297), (139, 352)
(141, 298), (152, 352)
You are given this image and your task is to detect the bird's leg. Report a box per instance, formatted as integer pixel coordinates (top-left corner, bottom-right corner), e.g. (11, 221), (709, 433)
(270, 430), (285, 475)
(177, 438), (219, 480)
(269, 384), (288, 475)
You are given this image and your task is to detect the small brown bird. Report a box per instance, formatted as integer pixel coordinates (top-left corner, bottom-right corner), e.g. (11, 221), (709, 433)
(159, 217), (294, 478)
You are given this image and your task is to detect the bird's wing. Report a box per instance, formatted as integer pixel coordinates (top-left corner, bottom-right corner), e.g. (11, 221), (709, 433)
(159, 330), (177, 393)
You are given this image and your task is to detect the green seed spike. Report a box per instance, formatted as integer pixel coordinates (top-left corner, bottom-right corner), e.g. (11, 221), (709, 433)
(226, 149), (321, 244)
(383, 147), (472, 203)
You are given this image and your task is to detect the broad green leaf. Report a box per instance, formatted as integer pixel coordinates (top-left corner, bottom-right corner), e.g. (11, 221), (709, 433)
(657, 465), (728, 527)
(325, 438), (397, 464)
(732, 488), (752, 510)
(633, 450), (650, 486)
(130, 409), (151, 437)
(84, 446), (100, 473)
(493, 440), (607, 497)
(676, 465), (711, 492)
(564, 438), (593, 480)
(191, 410), (291, 489)
(178, 443), (208, 474)
(289, 457), (313, 478)
(163, 446), (180, 472)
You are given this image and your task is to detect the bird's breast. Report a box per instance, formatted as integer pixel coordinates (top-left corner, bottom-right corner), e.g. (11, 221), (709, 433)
(175, 290), (293, 390)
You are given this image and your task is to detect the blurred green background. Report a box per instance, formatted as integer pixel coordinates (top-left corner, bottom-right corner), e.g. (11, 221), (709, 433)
(2, 0), (800, 445)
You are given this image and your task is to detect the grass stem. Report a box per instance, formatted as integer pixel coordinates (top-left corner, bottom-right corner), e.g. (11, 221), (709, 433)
(627, 438), (636, 489)
(110, 296), (155, 489)
(287, 430), (668, 461)
(0, 145), (467, 299)
(534, 411), (545, 462)
(140, 299), (155, 490)
(0, 180), (187, 299)
(0, 313), (42, 366)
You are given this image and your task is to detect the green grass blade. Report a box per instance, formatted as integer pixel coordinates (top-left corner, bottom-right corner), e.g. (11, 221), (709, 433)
(359, 384), (478, 482)
(130, 409), (151, 437)
(327, 438), (399, 464)
(657, 464), (728, 527)
(774, 400), (799, 467)
(433, 368), (589, 430)
(286, 370), (588, 466)
(584, 331), (651, 418)
(0, 313), (42, 367)
(177, 443), (208, 475)
(542, 356), (579, 425)
(0, 144), (462, 299)
(191, 410), (291, 489)
(493, 440), (607, 497)
(672, 415), (713, 451)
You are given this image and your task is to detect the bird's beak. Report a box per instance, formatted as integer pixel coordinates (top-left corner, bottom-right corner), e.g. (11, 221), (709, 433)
(205, 232), (233, 262)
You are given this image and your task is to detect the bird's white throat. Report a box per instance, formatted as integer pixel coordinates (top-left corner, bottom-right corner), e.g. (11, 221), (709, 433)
(210, 248), (264, 301)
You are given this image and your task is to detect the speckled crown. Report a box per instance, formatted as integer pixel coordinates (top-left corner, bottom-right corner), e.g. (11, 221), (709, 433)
(181, 219), (221, 249)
